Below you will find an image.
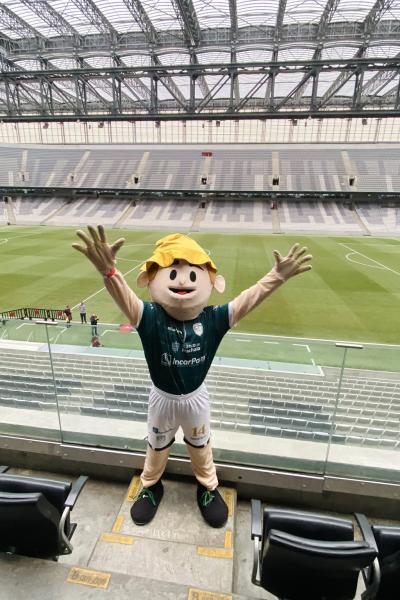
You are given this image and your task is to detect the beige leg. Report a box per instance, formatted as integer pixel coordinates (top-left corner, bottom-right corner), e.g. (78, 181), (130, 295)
(186, 442), (218, 490)
(140, 445), (170, 488)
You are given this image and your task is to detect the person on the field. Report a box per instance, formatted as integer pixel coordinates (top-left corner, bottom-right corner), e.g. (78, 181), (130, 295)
(90, 313), (98, 336)
(79, 301), (87, 324)
(63, 305), (72, 327)
(73, 226), (312, 528)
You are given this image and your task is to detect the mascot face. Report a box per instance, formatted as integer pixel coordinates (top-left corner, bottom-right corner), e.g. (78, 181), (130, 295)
(149, 259), (215, 318)
(137, 234), (225, 321)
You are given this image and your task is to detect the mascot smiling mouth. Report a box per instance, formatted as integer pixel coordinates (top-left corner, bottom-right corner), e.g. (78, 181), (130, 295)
(169, 287), (194, 295)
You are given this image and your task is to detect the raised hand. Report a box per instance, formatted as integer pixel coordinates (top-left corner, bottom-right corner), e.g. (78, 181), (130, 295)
(272, 243), (312, 281)
(72, 225), (125, 275)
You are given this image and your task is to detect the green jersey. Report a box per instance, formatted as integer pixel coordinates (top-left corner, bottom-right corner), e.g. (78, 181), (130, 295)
(136, 302), (231, 395)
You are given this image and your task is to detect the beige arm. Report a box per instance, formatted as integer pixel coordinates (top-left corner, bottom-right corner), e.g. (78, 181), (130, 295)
(72, 225), (142, 327)
(103, 270), (143, 327)
(230, 243), (312, 327)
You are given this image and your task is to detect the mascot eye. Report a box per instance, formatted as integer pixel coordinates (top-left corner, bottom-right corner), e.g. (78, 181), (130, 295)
(170, 269), (177, 280)
(190, 271), (196, 282)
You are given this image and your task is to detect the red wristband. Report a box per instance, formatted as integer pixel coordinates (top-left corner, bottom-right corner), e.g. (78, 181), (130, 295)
(105, 267), (117, 279)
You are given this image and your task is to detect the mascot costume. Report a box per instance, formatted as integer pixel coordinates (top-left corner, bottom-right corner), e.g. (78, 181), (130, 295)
(73, 226), (312, 528)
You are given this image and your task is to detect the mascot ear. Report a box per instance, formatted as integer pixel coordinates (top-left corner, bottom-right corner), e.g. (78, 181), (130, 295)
(213, 274), (225, 294)
(137, 271), (149, 288)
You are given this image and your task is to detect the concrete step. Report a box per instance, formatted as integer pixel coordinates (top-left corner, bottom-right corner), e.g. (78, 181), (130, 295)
(89, 478), (237, 593)
(0, 554), (250, 600)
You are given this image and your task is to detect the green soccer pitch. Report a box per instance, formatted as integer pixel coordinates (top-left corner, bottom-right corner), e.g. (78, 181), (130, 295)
(0, 224), (399, 348)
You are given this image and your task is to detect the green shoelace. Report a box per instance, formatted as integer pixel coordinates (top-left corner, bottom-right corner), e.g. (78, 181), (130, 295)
(136, 488), (156, 506)
(201, 490), (215, 507)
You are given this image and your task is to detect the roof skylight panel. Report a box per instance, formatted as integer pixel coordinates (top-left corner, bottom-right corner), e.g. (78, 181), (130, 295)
(157, 52), (190, 65)
(50, 0), (102, 35)
(203, 74), (230, 98)
(366, 45), (400, 58)
(90, 81), (114, 102)
(94, 0), (142, 33)
(375, 75), (399, 95)
(7, 1), (62, 37)
(321, 46), (359, 60)
(191, 0), (231, 29)
(273, 72), (309, 97)
(238, 73), (268, 98)
(236, 0), (278, 27)
(168, 76), (191, 98)
(85, 56), (114, 68)
(122, 55), (152, 67)
(197, 51), (231, 64)
(315, 70), (344, 95)
(330, 0), (377, 23)
(49, 58), (79, 69)
(283, 0), (325, 25)
(236, 49), (273, 63)
(338, 77), (359, 96)
(278, 48), (315, 61)
(385, 0), (400, 19)
(140, 0), (178, 31)
(13, 58), (41, 70)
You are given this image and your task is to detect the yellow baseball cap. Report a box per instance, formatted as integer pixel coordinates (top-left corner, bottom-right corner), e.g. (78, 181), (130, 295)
(139, 233), (217, 279)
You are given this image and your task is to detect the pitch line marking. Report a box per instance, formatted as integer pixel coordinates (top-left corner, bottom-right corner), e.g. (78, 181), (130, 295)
(339, 242), (400, 277)
(293, 343), (311, 352)
(71, 263), (142, 310)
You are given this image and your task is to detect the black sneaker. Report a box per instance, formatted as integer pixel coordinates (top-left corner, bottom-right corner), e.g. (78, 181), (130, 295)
(197, 484), (228, 528)
(130, 480), (164, 526)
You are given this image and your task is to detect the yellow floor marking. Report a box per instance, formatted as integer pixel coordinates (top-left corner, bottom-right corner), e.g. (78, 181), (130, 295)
(224, 530), (232, 549)
(222, 489), (234, 518)
(67, 567), (111, 589)
(188, 588), (232, 599)
(126, 475), (141, 501)
(100, 533), (134, 545)
(112, 515), (124, 533)
(197, 547), (233, 559)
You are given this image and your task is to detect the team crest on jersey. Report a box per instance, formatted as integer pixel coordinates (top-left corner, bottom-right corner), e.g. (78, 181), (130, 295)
(161, 353), (172, 366)
(172, 341), (180, 352)
(193, 323), (203, 336)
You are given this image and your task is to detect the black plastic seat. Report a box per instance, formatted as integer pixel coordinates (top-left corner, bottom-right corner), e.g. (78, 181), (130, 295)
(251, 500), (377, 600)
(0, 467), (88, 560)
(356, 513), (400, 599)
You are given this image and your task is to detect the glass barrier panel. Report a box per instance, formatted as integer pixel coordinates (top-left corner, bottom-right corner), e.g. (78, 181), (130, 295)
(0, 319), (62, 442)
(50, 321), (148, 452)
(324, 342), (400, 484)
(212, 332), (346, 475)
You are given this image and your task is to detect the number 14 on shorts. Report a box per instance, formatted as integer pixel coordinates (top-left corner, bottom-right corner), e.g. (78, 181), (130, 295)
(191, 424), (206, 438)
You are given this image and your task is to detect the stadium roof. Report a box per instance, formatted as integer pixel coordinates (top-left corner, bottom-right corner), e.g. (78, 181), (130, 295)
(0, 0), (400, 119)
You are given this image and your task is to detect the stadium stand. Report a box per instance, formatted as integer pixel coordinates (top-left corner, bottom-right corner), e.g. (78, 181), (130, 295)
(355, 203), (400, 235)
(2, 143), (400, 193)
(46, 197), (132, 227)
(278, 201), (364, 235)
(122, 198), (199, 230)
(11, 197), (67, 225)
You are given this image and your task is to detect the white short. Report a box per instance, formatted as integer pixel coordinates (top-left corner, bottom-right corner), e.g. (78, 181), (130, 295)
(147, 383), (210, 450)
